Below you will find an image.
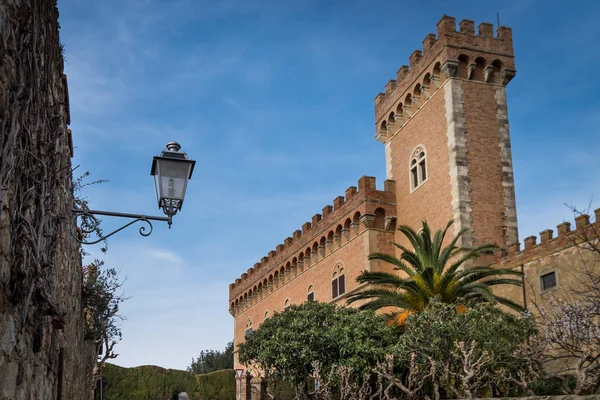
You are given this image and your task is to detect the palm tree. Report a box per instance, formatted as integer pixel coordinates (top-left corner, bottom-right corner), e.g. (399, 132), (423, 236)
(347, 220), (523, 324)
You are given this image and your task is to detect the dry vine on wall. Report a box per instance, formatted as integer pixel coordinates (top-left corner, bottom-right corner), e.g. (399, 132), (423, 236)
(0, 1), (90, 397)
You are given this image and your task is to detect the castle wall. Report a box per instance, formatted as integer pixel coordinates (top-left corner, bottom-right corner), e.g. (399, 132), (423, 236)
(228, 16), (596, 395)
(462, 81), (514, 248)
(0, 1), (94, 399)
(374, 15), (517, 251)
(229, 177), (397, 368)
(493, 210), (600, 309)
(385, 82), (455, 248)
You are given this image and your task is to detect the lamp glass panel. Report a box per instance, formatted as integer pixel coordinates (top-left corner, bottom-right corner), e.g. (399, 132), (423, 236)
(156, 159), (192, 201)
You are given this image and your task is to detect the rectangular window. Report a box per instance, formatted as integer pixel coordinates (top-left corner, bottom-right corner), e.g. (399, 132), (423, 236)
(411, 167), (418, 188)
(332, 279), (338, 298)
(419, 160), (426, 181)
(541, 272), (557, 291)
(307, 292), (314, 302)
(338, 275), (345, 296)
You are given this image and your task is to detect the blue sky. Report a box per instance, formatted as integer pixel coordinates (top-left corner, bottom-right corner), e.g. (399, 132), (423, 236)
(59, 0), (600, 369)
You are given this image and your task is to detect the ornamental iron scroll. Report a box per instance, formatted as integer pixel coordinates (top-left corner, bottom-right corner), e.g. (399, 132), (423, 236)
(71, 208), (170, 245)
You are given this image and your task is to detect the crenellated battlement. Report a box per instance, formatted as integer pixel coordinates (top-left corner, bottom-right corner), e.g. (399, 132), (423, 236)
(494, 209), (600, 267)
(228, 176), (397, 304)
(374, 15), (516, 141)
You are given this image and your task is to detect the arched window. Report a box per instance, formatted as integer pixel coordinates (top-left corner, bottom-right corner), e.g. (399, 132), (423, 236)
(410, 146), (427, 191)
(331, 265), (346, 299)
(307, 285), (315, 302)
(264, 310), (269, 320)
(245, 318), (253, 336)
(284, 298), (291, 309)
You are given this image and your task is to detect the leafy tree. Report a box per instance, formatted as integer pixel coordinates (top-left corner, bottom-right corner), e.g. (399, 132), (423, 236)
(237, 301), (397, 396)
(348, 220), (523, 324)
(375, 298), (536, 399)
(187, 341), (234, 374)
(82, 260), (127, 397)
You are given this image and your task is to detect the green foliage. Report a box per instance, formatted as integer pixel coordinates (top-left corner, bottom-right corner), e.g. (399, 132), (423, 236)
(238, 301), (397, 388)
(529, 375), (577, 396)
(82, 261), (125, 344)
(392, 298), (535, 398)
(348, 220), (524, 322)
(187, 341), (233, 374)
(100, 363), (235, 400)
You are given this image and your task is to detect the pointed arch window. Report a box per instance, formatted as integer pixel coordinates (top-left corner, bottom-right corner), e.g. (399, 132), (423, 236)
(307, 285), (315, 302)
(331, 265), (346, 299)
(410, 146), (427, 191)
(245, 318), (253, 336)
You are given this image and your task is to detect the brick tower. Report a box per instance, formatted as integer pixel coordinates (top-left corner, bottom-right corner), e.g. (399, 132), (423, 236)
(374, 15), (518, 250)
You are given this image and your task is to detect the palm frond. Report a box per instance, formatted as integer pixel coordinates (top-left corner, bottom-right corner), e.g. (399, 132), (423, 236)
(355, 271), (411, 286)
(493, 295), (525, 312)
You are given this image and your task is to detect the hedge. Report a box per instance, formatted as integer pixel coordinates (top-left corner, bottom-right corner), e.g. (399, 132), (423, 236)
(100, 363), (235, 400)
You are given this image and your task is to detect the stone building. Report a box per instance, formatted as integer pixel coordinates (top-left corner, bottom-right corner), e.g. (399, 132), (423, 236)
(228, 15), (598, 397)
(0, 1), (94, 399)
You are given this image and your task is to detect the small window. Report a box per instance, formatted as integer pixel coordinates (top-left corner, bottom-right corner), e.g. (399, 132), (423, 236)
(264, 311), (269, 320)
(332, 266), (346, 299)
(331, 279), (338, 298)
(245, 319), (253, 336)
(307, 285), (315, 302)
(284, 299), (290, 309)
(410, 146), (427, 191)
(541, 272), (557, 291)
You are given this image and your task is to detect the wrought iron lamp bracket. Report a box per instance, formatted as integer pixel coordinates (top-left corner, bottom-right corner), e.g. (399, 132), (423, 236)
(71, 208), (171, 245)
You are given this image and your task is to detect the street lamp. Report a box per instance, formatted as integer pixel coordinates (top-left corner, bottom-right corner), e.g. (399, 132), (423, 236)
(72, 142), (195, 245)
(150, 141), (195, 228)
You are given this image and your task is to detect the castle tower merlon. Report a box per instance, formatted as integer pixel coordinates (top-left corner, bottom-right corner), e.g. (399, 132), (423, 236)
(345, 186), (357, 199)
(540, 229), (553, 244)
(422, 34), (437, 51)
(302, 222), (311, 233)
(459, 19), (475, 34)
(333, 196), (345, 210)
(374, 15), (515, 129)
(312, 213), (322, 225)
(357, 175), (376, 192)
(385, 80), (397, 94)
(396, 65), (410, 82)
(493, 212), (600, 269)
(524, 236), (537, 251)
(409, 50), (423, 68)
(228, 177), (398, 301)
(478, 22), (493, 37)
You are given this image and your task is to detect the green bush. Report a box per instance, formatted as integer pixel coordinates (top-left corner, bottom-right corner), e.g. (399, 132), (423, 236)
(100, 363), (234, 400)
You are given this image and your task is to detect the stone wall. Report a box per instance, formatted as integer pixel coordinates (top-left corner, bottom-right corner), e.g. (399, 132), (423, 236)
(462, 396), (600, 400)
(0, 1), (94, 399)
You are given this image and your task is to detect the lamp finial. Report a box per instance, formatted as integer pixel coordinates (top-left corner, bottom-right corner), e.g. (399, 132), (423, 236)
(166, 141), (181, 152)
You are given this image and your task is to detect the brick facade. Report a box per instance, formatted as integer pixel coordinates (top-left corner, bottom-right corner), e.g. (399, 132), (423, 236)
(228, 15), (595, 398)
